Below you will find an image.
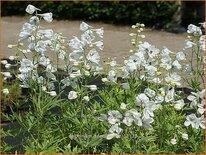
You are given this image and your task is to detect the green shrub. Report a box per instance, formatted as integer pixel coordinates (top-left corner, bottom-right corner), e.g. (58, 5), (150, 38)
(1, 1), (179, 28)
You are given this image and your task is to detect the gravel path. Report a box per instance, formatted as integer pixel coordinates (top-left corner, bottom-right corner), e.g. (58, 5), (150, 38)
(1, 16), (187, 64)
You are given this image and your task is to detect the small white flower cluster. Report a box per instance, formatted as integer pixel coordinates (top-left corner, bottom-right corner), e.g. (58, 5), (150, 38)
(68, 21), (103, 74)
(184, 89), (205, 129)
(99, 100), (156, 140)
(5, 4), (104, 97)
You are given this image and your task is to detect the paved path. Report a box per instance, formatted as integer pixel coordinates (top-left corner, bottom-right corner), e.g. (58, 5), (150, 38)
(1, 16), (187, 64)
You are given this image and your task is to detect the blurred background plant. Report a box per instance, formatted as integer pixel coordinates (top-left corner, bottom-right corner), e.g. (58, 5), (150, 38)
(1, 1), (205, 30)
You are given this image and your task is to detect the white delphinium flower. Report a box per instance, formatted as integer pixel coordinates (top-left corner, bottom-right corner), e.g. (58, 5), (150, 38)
(123, 109), (142, 127)
(58, 50), (66, 60)
(69, 52), (83, 62)
(2, 88), (9, 95)
(80, 22), (91, 31)
(38, 13), (53, 23)
(172, 60), (182, 70)
(26, 4), (41, 14)
(22, 22), (33, 32)
(94, 41), (104, 50)
(107, 110), (122, 125)
(184, 64), (192, 73)
(83, 96), (90, 102)
(29, 16), (40, 25)
(187, 24), (202, 36)
(138, 41), (151, 52)
(165, 88), (175, 102)
(176, 51), (185, 61)
(165, 72), (181, 86)
(174, 99), (185, 111)
(155, 94), (164, 104)
(125, 60), (137, 72)
(147, 46), (160, 59)
(107, 70), (116, 83)
(68, 91), (78, 100)
(69, 36), (84, 52)
(129, 109), (142, 126)
(87, 49), (100, 64)
(187, 89), (205, 114)
(136, 93), (149, 106)
(94, 28), (104, 38)
(123, 111), (134, 127)
(171, 138), (177, 145)
(184, 40), (195, 49)
(142, 116), (154, 130)
(81, 30), (95, 44)
(181, 133), (188, 140)
(197, 100), (205, 115)
(107, 124), (123, 140)
(184, 114), (205, 129)
(142, 101), (157, 118)
(120, 103), (127, 110)
(39, 56), (50, 67)
(19, 59), (34, 74)
(121, 83), (130, 90)
(19, 31), (31, 41)
(1, 60), (8, 65)
(145, 65), (157, 76)
(38, 29), (54, 39)
(109, 59), (117, 67)
(144, 88), (156, 98)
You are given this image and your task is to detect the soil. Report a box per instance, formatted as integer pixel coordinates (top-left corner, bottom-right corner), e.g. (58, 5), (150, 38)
(1, 16), (188, 65)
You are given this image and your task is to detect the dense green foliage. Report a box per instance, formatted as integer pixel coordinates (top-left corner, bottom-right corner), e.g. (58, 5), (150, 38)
(1, 1), (179, 28)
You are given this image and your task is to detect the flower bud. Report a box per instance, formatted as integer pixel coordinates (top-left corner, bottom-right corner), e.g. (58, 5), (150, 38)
(131, 25), (136, 29)
(70, 73), (77, 79)
(48, 91), (57, 96)
(2, 88), (9, 95)
(8, 44), (13, 49)
(89, 85), (97, 91)
(140, 24), (145, 27)
(161, 91), (165, 97)
(5, 64), (11, 69)
(83, 96), (90, 102)
(1, 60), (8, 65)
(84, 70), (90, 76)
(73, 61), (79, 66)
(102, 78), (109, 82)
(181, 133), (188, 140)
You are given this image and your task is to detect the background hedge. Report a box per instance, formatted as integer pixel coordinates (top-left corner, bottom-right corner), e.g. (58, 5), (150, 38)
(1, 1), (202, 29)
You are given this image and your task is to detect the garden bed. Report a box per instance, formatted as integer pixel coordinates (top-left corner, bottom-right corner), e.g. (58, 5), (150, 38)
(1, 4), (205, 154)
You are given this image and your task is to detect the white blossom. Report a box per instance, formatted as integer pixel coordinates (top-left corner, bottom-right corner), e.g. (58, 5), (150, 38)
(26, 4), (41, 14)
(181, 133), (188, 140)
(2, 88), (9, 95)
(171, 138), (177, 145)
(68, 91), (78, 100)
(39, 13), (53, 23)
(184, 114), (205, 129)
(108, 110), (122, 125)
(87, 49), (100, 64)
